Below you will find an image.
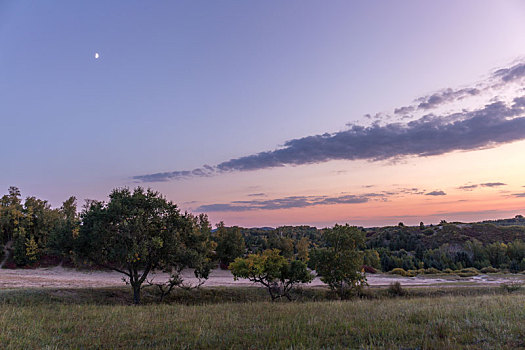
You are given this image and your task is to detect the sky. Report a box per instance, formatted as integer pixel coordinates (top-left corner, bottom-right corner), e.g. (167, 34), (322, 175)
(1, 1), (525, 228)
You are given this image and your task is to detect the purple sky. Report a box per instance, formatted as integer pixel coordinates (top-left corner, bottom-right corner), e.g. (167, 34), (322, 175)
(1, 1), (525, 227)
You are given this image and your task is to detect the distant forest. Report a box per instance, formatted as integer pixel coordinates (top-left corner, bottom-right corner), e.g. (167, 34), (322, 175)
(1, 186), (525, 274)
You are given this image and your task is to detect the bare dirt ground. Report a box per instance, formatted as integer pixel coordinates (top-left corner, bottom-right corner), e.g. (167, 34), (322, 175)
(1, 267), (524, 289)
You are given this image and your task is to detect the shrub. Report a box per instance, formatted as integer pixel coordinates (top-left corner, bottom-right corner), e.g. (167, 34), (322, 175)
(457, 272), (478, 277)
(389, 268), (407, 276)
(424, 268), (440, 274)
(500, 281), (523, 293)
(460, 267), (479, 274)
(442, 268), (454, 274)
(387, 282), (405, 296)
(405, 270), (417, 277)
(454, 268), (479, 277)
(480, 266), (499, 273)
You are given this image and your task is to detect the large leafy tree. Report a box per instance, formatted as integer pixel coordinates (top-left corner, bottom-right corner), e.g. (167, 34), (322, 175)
(75, 187), (214, 304)
(311, 224), (367, 299)
(230, 249), (313, 301)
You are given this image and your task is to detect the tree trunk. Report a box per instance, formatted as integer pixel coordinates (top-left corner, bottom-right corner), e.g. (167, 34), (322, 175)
(132, 283), (141, 305)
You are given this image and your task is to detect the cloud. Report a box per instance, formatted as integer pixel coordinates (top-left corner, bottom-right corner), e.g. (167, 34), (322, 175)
(459, 182), (506, 190)
(212, 100), (525, 172)
(394, 60), (525, 115)
(247, 193), (266, 197)
(458, 184), (478, 191)
(133, 60), (525, 183)
(196, 187), (438, 213)
(425, 191), (446, 196)
(513, 193), (525, 198)
(493, 62), (525, 83)
(415, 88), (480, 110)
(480, 182), (506, 187)
(393, 106), (415, 115)
(196, 194), (372, 212)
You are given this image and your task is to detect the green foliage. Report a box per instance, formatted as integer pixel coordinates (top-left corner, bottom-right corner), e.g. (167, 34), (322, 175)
(230, 249), (313, 300)
(480, 266), (499, 273)
(214, 222), (245, 266)
(387, 281), (405, 296)
(47, 196), (79, 259)
(389, 268), (407, 276)
(266, 232), (294, 259)
(500, 281), (523, 293)
(311, 224), (366, 298)
(25, 236), (39, 262)
(296, 236), (310, 262)
(75, 187), (215, 304)
(363, 249), (381, 269)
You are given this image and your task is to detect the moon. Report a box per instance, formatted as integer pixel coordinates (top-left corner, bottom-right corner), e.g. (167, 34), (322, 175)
(95, 53), (100, 59)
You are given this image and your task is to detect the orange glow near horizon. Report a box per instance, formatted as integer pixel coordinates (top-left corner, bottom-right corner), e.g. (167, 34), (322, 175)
(156, 140), (525, 228)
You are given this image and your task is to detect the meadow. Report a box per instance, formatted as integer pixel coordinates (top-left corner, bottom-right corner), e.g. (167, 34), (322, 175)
(1, 286), (524, 349)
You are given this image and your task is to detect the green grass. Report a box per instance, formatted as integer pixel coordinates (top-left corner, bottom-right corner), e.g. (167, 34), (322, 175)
(1, 287), (524, 349)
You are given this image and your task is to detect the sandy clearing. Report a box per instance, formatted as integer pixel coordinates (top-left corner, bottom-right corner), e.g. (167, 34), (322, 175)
(1, 267), (524, 289)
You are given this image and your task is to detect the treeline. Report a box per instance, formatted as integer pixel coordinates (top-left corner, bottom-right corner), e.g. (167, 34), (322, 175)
(0, 187), (78, 266)
(0, 187), (368, 303)
(2, 186), (525, 276)
(232, 220), (525, 274)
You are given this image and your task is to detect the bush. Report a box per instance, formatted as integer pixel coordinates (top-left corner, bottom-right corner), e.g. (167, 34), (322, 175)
(442, 268), (454, 274)
(460, 267), (479, 274)
(424, 268), (440, 274)
(456, 272), (477, 277)
(500, 281), (523, 293)
(405, 270), (417, 277)
(387, 282), (405, 296)
(480, 266), (499, 273)
(454, 268), (479, 277)
(389, 268), (407, 276)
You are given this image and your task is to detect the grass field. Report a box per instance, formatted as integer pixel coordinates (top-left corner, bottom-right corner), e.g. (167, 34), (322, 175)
(1, 286), (524, 349)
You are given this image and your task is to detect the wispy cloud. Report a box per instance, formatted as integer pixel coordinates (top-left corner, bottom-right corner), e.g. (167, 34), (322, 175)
(196, 187), (441, 213)
(480, 182), (506, 187)
(414, 87), (480, 111)
(458, 184), (478, 191)
(458, 182), (507, 190)
(425, 191), (446, 196)
(133, 60), (525, 183)
(196, 194), (372, 212)
(247, 193), (267, 197)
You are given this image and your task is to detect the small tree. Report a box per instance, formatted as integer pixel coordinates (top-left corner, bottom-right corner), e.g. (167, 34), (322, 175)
(75, 187), (214, 304)
(311, 224), (367, 299)
(296, 237), (310, 262)
(230, 249), (313, 301)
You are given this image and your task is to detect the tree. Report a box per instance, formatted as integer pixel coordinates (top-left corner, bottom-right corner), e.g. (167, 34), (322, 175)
(311, 224), (367, 299)
(75, 187), (214, 304)
(230, 249), (313, 301)
(214, 222), (245, 267)
(48, 197), (80, 260)
(296, 236), (310, 262)
(0, 187), (23, 244)
(266, 232), (294, 259)
(363, 249), (381, 269)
